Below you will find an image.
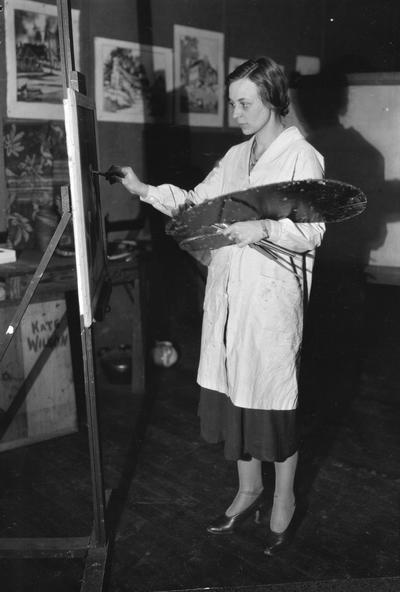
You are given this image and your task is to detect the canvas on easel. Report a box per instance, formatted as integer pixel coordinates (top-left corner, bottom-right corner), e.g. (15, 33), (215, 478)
(63, 88), (108, 327)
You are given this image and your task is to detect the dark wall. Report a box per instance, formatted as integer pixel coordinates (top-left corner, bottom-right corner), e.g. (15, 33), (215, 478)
(2, 0), (399, 229)
(1, 0), (398, 349)
(86, 0), (324, 347)
(0, 0), (324, 350)
(322, 0), (400, 72)
(89, 0), (324, 224)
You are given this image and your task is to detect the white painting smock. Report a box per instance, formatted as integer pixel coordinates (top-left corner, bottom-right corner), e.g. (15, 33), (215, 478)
(143, 126), (325, 410)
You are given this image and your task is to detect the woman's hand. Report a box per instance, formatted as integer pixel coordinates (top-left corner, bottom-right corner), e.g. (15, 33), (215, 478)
(221, 220), (268, 247)
(105, 165), (149, 197)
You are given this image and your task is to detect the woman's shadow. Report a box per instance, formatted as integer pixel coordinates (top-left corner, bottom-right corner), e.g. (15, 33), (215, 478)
(290, 63), (400, 498)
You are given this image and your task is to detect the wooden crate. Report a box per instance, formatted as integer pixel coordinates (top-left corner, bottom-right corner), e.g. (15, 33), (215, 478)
(0, 298), (77, 451)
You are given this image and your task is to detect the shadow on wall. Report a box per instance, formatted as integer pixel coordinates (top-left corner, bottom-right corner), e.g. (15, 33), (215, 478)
(291, 63), (400, 496)
(290, 62), (400, 361)
(291, 63), (400, 271)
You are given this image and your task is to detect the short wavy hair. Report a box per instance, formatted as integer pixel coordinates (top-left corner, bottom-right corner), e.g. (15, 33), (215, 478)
(226, 57), (289, 117)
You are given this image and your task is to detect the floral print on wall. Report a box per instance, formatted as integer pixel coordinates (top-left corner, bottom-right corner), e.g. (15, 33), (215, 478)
(4, 121), (69, 250)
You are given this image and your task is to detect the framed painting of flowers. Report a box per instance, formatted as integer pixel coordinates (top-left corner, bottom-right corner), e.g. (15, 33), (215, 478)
(3, 121), (68, 251)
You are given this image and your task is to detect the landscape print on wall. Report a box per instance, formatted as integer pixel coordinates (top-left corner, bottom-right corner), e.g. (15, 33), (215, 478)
(174, 25), (224, 127)
(95, 37), (173, 123)
(5, 0), (80, 119)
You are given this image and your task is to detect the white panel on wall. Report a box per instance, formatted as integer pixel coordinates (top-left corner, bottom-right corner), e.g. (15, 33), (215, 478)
(288, 84), (400, 269)
(339, 85), (400, 267)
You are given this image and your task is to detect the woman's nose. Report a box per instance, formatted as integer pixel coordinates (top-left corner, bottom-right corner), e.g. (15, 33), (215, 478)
(232, 105), (241, 119)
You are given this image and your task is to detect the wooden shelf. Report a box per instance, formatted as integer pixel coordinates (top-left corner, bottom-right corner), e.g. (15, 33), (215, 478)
(0, 248), (142, 302)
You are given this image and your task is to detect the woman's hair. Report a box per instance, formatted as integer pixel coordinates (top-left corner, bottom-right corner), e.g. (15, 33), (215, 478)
(226, 57), (289, 117)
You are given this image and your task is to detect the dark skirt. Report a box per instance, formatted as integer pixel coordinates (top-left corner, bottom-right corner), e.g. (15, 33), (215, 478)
(198, 388), (298, 462)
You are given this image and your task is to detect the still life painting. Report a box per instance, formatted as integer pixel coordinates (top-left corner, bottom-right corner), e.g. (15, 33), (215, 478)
(5, 0), (80, 119)
(95, 37), (173, 123)
(3, 121), (69, 252)
(174, 25), (224, 127)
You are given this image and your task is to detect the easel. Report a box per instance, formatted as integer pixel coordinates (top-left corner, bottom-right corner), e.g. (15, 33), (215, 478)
(0, 1), (111, 589)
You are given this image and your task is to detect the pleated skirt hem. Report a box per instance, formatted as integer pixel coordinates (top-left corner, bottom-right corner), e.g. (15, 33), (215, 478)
(198, 387), (298, 462)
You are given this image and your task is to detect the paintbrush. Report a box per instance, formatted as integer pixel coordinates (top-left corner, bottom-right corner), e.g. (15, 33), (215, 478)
(91, 166), (125, 184)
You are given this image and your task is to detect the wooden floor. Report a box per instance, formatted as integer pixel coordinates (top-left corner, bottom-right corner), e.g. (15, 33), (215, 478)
(0, 261), (399, 592)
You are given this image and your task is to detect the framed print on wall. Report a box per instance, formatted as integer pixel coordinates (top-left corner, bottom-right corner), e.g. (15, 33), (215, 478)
(4, 120), (68, 252)
(227, 57), (246, 127)
(5, 0), (80, 120)
(94, 37), (173, 123)
(174, 25), (224, 127)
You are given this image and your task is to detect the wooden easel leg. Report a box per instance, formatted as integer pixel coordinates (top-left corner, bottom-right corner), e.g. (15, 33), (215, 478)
(80, 541), (109, 592)
(79, 323), (110, 591)
(81, 322), (107, 546)
(130, 277), (146, 396)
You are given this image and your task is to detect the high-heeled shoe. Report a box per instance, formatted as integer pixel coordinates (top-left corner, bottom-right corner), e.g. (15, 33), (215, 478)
(264, 500), (307, 556)
(206, 491), (264, 535)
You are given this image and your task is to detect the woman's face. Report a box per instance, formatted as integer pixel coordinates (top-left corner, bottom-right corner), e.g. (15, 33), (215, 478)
(229, 78), (274, 135)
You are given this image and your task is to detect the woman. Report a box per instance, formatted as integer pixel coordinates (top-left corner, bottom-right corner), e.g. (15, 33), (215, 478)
(108, 57), (325, 555)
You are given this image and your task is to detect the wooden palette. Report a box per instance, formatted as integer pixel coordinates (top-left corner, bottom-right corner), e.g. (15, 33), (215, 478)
(166, 178), (367, 251)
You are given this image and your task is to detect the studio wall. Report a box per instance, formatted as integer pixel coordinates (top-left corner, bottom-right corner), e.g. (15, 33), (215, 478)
(0, 0), (323, 347)
(0, 0), (324, 237)
(1, 0), (399, 349)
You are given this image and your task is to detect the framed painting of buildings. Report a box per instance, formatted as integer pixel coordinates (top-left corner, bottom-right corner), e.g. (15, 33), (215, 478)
(94, 37), (173, 123)
(174, 25), (224, 127)
(5, 0), (80, 120)
(227, 56), (246, 127)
